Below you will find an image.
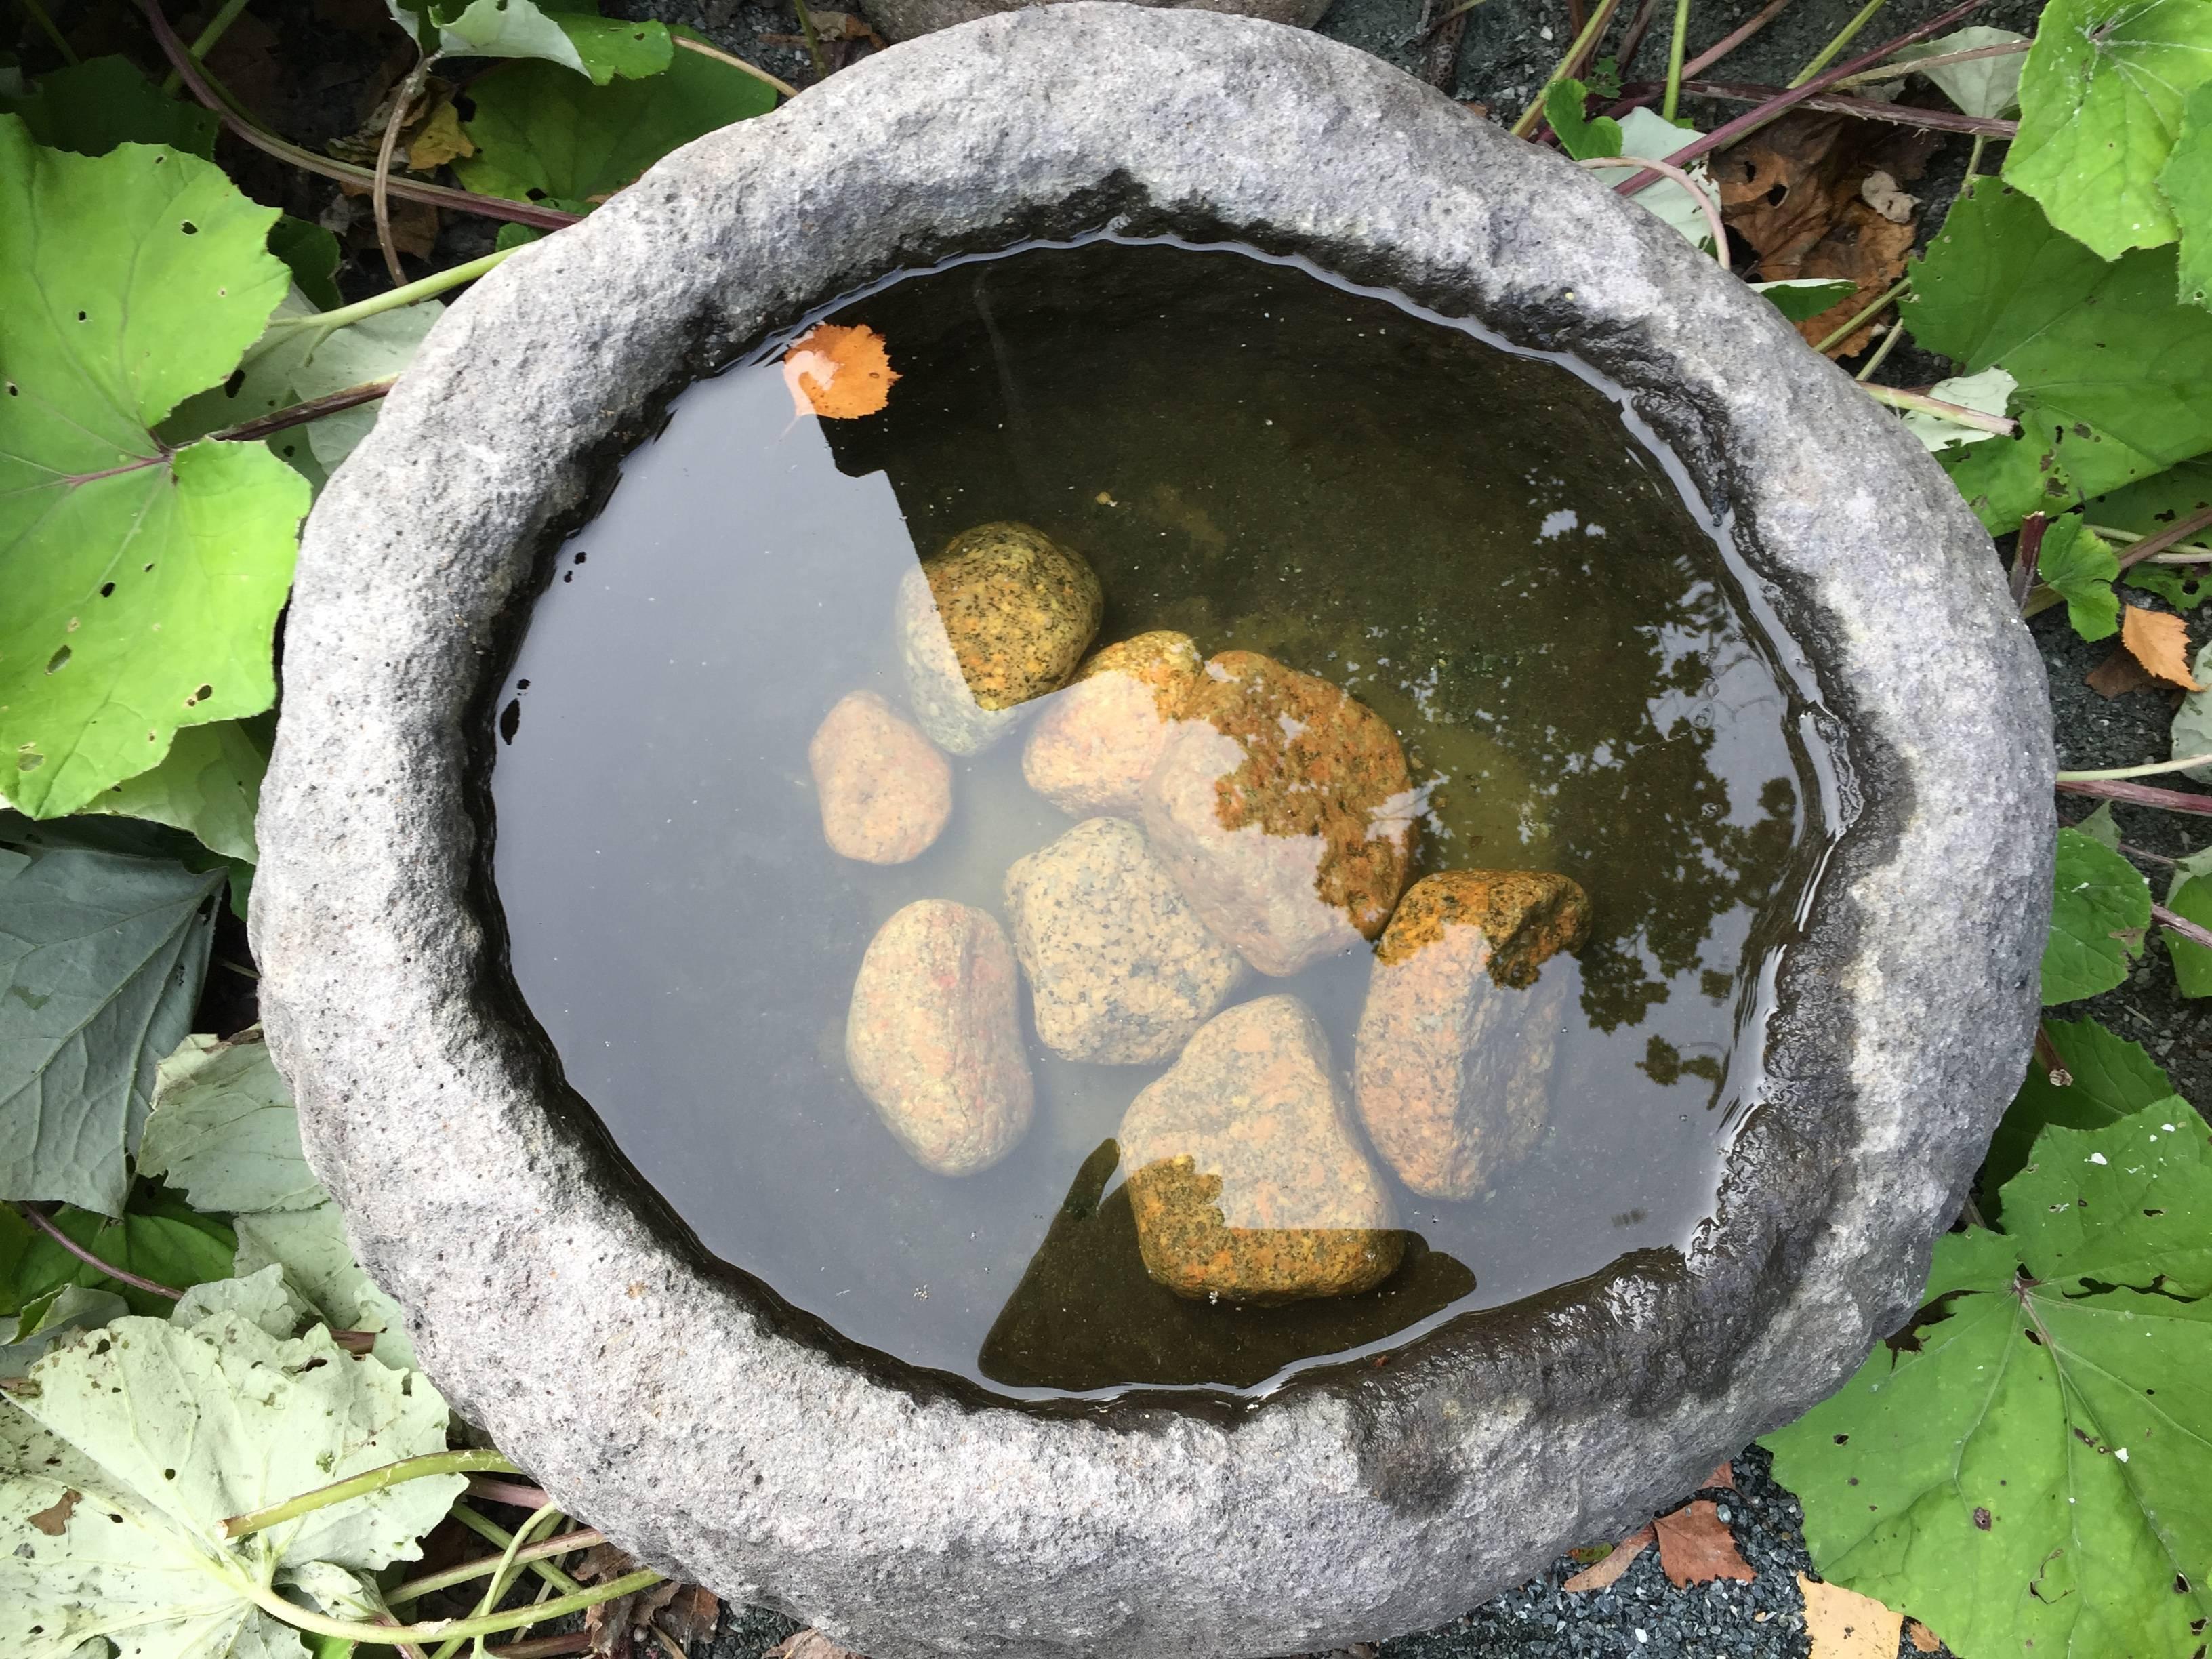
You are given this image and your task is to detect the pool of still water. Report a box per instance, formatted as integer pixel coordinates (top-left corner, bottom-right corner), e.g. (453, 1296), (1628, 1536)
(486, 237), (1832, 1397)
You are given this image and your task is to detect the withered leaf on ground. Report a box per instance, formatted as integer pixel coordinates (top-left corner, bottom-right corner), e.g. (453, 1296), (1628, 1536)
(1561, 1522), (1654, 1591)
(577, 1544), (682, 1658)
(2121, 604), (2207, 689)
(766, 1631), (869, 1659)
(1652, 1498), (1755, 1586)
(1799, 1574), (1905, 1659)
(329, 75), (469, 173)
(1907, 1620), (1944, 1654)
(1701, 1460), (1736, 1489)
(656, 1583), (721, 1649)
(2086, 644), (2161, 699)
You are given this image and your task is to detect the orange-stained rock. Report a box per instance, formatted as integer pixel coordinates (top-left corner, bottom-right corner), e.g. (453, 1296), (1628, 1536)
(1023, 631), (1204, 816)
(1354, 869), (1591, 1198)
(846, 900), (1033, 1174)
(1120, 995), (1402, 1303)
(895, 522), (1103, 754)
(808, 691), (953, 864)
(1141, 651), (1417, 976)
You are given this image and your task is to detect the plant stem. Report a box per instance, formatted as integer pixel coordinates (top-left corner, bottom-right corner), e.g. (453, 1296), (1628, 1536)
(2155, 903), (2212, 952)
(2056, 779), (2212, 815)
(137, 0), (580, 232)
(1578, 154), (1728, 258)
(1790, 0), (1886, 85)
(1861, 382), (2015, 435)
(1677, 77), (2015, 135)
(2118, 842), (2178, 867)
(15, 1206), (183, 1299)
(241, 1566), (666, 1645)
(220, 1450), (521, 1540)
(791, 0), (830, 81)
(389, 1528), (607, 1605)
(671, 32), (799, 98)
(1963, 131), (1988, 180)
(2057, 753), (2212, 783)
(375, 54), (437, 288)
(428, 1503), (562, 1659)
(161, 0), (254, 92)
(1512, 0), (1626, 136)
(266, 249), (515, 334)
(2011, 512), (2047, 612)
(1681, 0), (1796, 77)
(484, 1635), (594, 1659)
(2091, 524), (2212, 560)
(1828, 37), (2028, 89)
(13, 0), (77, 64)
(447, 1501), (590, 1598)
(1812, 276), (1909, 352)
(1615, 0), (1663, 72)
(1661, 0), (1692, 119)
(2114, 506), (2212, 574)
(1853, 316), (1906, 380)
(212, 377), (396, 445)
(468, 1475), (556, 1509)
(1609, 0), (1987, 195)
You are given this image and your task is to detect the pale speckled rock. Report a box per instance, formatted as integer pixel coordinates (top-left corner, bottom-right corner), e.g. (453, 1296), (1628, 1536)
(895, 523), (1103, 754)
(1142, 650), (1417, 976)
(846, 899), (1032, 1174)
(808, 691), (953, 864)
(1120, 994), (1401, 1303)
(861, 0), (1330, 44)
(1003, 815), (1244, 1063)
(1023, 631), (1204, 816)
(253, 9), (2053, 1656)
(1355, 869), (1592, 1198)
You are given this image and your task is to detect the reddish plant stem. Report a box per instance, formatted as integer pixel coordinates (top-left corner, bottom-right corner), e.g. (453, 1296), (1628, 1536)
(2155, 903), (2212, 953)
(15, 1206), (183, 1300)
(1610, 0), (1986, 194)
(468, 1476), (557, 1509)
(2012, 513), (2048, 612)
(2057, 779), (2212, 815)
(213, 377), (396, 445)
(136, 0), (581, 232)
(1676, 78), (2017, 135)
(1614, 0), (1666, 74)
(1681, 0), (1799, 78)
(2031, 1024), (2072, 1087)
(483, 1636), (596, 1659)
(2115, 505), (2212, 574)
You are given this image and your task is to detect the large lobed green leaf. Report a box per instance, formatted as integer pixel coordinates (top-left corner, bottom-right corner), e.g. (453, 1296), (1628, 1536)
(0, 56), (216, 159)
(1906, 182), (2212, 533)
(2169, 81), (2212, 306)
(0, 819), (222, 1214)
(0, 121), (308, 819)
(2005, 0), (2212, 259)
(2041, 825), (2152, 1004)
(387, 0), (672, 84)
(2, 1191), (235, 1319)
(1986, 1015), (2178, 1197)
(1767, 1106), (2212, 1658)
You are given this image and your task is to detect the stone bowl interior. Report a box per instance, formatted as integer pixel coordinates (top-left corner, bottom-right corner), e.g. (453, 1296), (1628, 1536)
(251, 8), (2054, 1656)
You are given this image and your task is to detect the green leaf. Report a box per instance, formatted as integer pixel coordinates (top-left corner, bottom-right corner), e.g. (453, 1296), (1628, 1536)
(2005, 0), (2212, 258)
(2176, 641), (2212, 784)
(140, 1029), (324, 1216)
(0, 56), (217, 159)
(2168, 872), (2212, 994)
(1544, 79), (1621, 160)
(456, 27), (777, 206)
(234, 1204), (414, 1370)
(2043, 825), (2152, 1004)
(1610, 108), (1714, 253)
(0, 1284), (125, 1380)
(75, 718), (268, 864)
(0, 1302), (462, 1659)
(1906, 181), (2212, 503)
(1752, 279), (1858, 323)
(388, 0), (672, 85)
(1935, 415), (2084, 535)
(1891, 26), (2030, 119)
(171, 1263), (310, 1339)
(0, 824), (222, 1214)
(2165, 81), (2212, 306)
(0, 121), (308, 818)
(2035, 516), (2123, 639)
(270, 216), (344, 312)
(1900, 365), (2014, 451)
(6, 1191), (237, 1318)
(2073, 801), (2123, 851)
(1767, 1107), (2212, 1659)
(1988, 1016), (2177, 1198)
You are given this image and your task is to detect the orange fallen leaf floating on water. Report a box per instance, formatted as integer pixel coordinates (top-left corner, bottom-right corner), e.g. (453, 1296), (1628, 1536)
(2120, 603), (2207, 690)
(1654, 1498), (1755, 1586)
(1561, 1522), (1654, 1591)
(1799, 1574), (1905, 1658)
(783, 323), (899, 419)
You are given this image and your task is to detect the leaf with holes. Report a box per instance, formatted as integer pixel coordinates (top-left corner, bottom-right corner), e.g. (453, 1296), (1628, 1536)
(1766, 1106), (2212, 1659)
(2043, 826), (2151, 1004)
(1905, 182), (2212, 520)
(455, 27), (775, 208)
(2004, 0), (2212, 258)
(1988, 1015), (2177, 1197)
(386, 0), (672, 83)
(0, 1300), (461, 1659)
(0, 122), (307, 817)
(0, 820), (223, 1214)
(2167, 81), (2212, 306)
(75, 717), (268, 864)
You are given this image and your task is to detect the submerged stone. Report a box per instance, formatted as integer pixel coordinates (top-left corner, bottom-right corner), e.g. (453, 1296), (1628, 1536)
(895, 521), (1104, 754)
(1355, 869), (1592, 1198)
(1141, 650), (1417, 976)
(1003, 815), (1244, 1063)
(846, 899), (1033, 1174)
(1023, 630), (1205, 816)
(1120, 994), (1402, 1303)
(807, 690), (954, 864)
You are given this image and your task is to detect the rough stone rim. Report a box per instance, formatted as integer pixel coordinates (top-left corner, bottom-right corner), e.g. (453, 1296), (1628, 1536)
(251, 8), (2053, 1655)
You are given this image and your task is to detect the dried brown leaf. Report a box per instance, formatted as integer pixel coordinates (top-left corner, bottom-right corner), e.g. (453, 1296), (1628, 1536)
(1702, 1460), (1736, 1489)
(2121, 605), (2207, 689)
(1799, 1574), (1904, 1659)
(407, 101), (475, 171)
(28, 1486), (79, 1536)
(1907, 1619), (1944, 1654)
(765, 1632), (868, 1659)
(2086, 645), (2160, 698)
(783, 323), (899, 420)
(1652, 1499), (1755, 1586)
(656, 1584), (721, 1650)
(1561, 1523), (1654, 1591)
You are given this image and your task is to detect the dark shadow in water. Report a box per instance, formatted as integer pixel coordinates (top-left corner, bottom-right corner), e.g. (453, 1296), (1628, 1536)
(980, 1139), (1475, 1392)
